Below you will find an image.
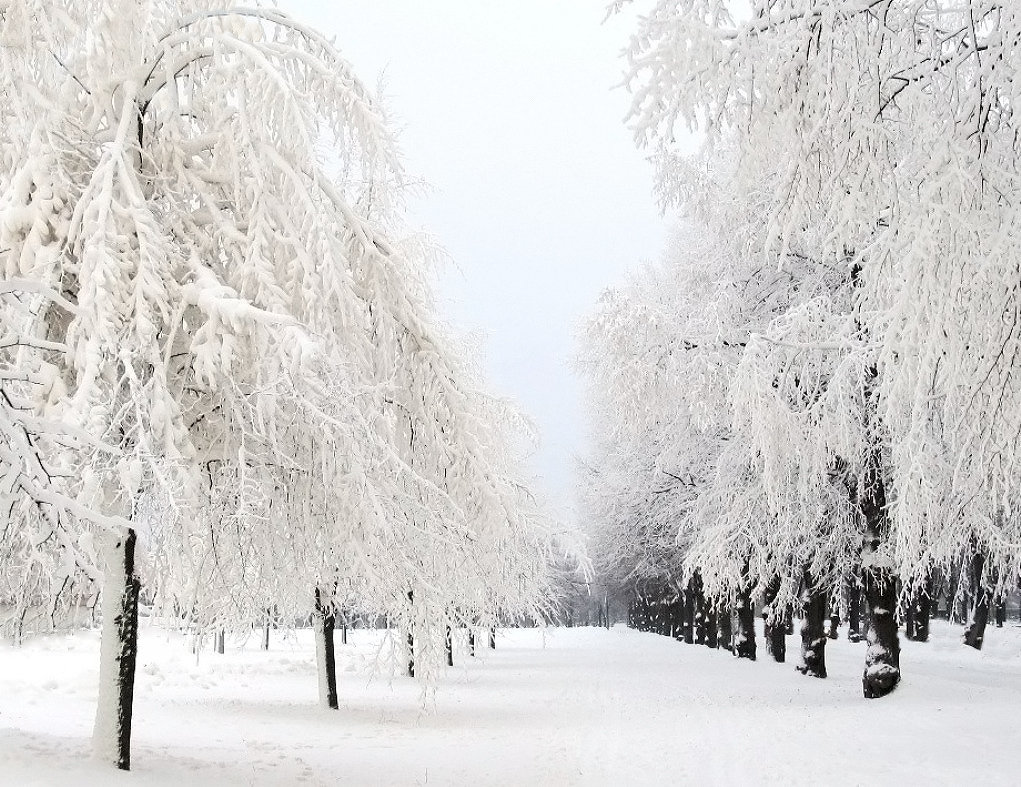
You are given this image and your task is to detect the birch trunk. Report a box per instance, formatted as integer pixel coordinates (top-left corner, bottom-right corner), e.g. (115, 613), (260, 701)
(92, 528), (141, 771)
(313, 587), (338, 709)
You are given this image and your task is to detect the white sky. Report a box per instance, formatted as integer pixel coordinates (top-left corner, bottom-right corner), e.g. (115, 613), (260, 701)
(284, 1), (669, 504)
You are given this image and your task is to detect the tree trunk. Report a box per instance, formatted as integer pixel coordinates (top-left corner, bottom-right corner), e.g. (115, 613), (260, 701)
(768, 618), (787, 662)
(995, 599), (1006, 628)
(682, 588), (695, 644)
(313, 587), (338, 709)
(691, 574), (707, 645)
(670, 599), (683, 640)
(215, 629), (225, 654)
(468, 628), (476, 656)
(859, 447), (900, 699)
(963, 548), (990, 650)
(904, 590), (915, 640)
(847, 574), (863, 643)
(734, 585), (756, 660)
(827, 592), (840, 640)
(797, 571), (827, 679)
(93, 528), (141, 771)
(488, 626), (496, 649)
(445, 625), (453, 667)
(906, 573), (932, 643)
(704, 606), (718, 649)
(262, 619), (270, 651)
(718, 607), (733, 651)
(762, 575), (786, 663)
(862, 567), (900, 698)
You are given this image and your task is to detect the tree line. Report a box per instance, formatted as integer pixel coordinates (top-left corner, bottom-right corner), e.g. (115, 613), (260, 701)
(581, 0), (1021, 697)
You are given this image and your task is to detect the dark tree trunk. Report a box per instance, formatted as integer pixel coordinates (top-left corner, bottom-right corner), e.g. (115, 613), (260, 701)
(762, 575), (786, 663)
(797, 571), (827, 679)
(995, 599), (1006, 628)
(489, 626), (496, 649)
(847, 574), (863, 643)
(768, 619), (787, 662)
(215, 629), (225, 654)
(718, 608), (733, 651)
(682, 588), (695, 644)
(445, 625), (454, 667)
(862, 567), (900, 697)
(734, 585), (756, 661)
(262, 619), (270, 651)
(827, 592), (840, 640)
(691, 574), (707, 645)
(93, 528), (141, 771)
(468, 628), (476, 656)
(704, 606), (718, 649)
(859, 448), (900, 699)
(313, 587), (338, 709)
(963, 549), (990, 650)
(667, 599), (680, 640)
(906, 573), (932, 643)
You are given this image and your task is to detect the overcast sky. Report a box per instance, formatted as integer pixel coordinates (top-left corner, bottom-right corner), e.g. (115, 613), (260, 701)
(285, 1), (670, 507)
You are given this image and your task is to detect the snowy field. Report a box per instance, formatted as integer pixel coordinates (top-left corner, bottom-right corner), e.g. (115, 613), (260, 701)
(1, 621), (1019, 786)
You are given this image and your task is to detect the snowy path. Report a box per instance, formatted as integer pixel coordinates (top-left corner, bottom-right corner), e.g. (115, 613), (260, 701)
(1, 622), (1019, 785)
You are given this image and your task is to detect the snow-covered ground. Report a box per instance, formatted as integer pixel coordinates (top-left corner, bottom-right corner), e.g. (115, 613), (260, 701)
(1, 620), (1018, 785)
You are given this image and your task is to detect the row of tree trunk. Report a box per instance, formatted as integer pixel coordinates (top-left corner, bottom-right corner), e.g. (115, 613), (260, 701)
(627, 574), (756, 660)
(625, 568), (880, 689)
(403, 624), (497, 679)
(100, 550), (502, 772)
(625, 560), (1018, 702)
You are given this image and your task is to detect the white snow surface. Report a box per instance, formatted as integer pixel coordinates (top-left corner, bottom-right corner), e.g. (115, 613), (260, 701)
(1, 621), (1019, 785)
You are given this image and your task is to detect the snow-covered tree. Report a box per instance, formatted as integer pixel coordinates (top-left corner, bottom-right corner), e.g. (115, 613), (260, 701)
(0, 0), (557, 768)
(612, 0), (1021, 693)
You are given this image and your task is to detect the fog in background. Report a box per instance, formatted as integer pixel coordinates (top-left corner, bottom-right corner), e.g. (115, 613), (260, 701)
(287, 1), (671, 509)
